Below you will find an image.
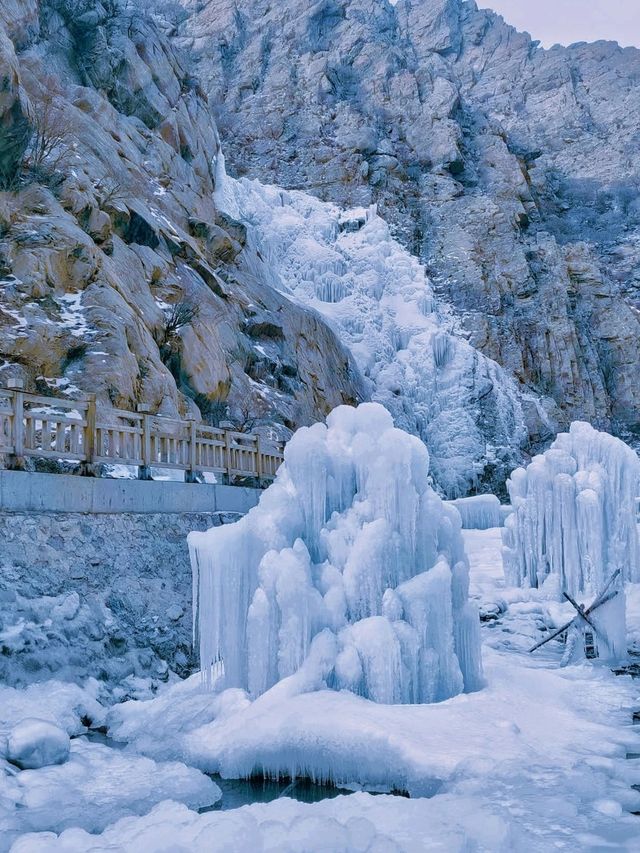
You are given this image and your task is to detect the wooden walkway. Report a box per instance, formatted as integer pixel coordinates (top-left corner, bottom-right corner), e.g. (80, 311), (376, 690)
(0, 384), (284, 486)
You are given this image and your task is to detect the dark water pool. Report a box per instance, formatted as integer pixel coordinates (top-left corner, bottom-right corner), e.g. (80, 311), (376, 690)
(78, 732), (408, 811)
(201, 775), (355, 812)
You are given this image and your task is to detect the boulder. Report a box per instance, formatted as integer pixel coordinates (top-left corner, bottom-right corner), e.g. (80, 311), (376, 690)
(7, 719), (71, 769)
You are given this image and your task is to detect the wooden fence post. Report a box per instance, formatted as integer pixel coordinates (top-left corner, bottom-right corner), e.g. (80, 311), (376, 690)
(225, 430), (233, 485)
(255, 433), (262, 485)
(8, 380), (25, 470)
(80, 394), (97, 476)
(186, 417), (198, 483)
(138, 405), (152, 480)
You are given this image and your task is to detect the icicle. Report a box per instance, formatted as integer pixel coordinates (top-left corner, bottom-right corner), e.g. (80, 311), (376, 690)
(503, 421), (640, 597)
(188, 403), (483, 703)
(432, 332), (453, 369)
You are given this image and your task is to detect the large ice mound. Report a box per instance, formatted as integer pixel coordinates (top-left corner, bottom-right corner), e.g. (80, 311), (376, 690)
(189, 403), (483, 704)
(503, 421), (640, 595)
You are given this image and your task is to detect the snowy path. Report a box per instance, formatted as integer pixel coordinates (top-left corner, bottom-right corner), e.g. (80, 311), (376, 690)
(3, 530), (640, 851)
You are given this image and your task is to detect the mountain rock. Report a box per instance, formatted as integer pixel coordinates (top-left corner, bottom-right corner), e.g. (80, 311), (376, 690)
(0, 0), (364, 438)
(174, 0), (640, 446)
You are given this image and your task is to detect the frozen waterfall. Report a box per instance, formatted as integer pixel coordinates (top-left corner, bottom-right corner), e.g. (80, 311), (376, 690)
(212, 156), (527, 498)
(189, 403), (483, 703)
(502, 421), (640, 596)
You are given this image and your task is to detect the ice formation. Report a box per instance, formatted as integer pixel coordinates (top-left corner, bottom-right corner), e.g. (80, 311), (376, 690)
(189, 403), (483, 703)
(6, 719), (70, 770)
(503, 422), (640, 596)
(448, 495), (507, 530)
(214, 156), (526, 498)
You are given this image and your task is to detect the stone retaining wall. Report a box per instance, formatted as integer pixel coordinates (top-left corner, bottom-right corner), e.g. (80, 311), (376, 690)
(0, 474), (256, 694)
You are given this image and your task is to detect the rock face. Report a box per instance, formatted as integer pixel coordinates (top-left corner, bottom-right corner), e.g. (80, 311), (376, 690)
(0, 25), (31, 189)
(0, 0), (364, 438)
(175, 0), (640, 446)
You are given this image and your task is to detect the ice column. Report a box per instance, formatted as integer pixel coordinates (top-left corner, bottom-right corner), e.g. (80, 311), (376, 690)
(502, 421), (639, 596)
(189, 403), (483, 702)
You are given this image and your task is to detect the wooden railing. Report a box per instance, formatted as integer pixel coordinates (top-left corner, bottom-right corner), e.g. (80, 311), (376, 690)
(0, 384), (284, 486)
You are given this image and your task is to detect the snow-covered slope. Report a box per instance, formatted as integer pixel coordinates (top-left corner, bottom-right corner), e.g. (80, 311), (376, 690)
(47, 527), (637, 852)
(216, 163), (527, 496)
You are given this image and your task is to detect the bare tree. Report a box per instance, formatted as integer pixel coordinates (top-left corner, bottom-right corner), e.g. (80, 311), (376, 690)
(155, 295), (200, 364)
(94, 178), (125, 209)
(163, 301), (200, 339)
(24, 86), (74, 178)
(230, 395), (271, 433)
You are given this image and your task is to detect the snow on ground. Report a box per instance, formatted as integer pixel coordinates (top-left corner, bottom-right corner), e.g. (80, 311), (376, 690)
(215, 159), (526, 497)
(1, 739), (219, 843)
(4, 529), (640, 851)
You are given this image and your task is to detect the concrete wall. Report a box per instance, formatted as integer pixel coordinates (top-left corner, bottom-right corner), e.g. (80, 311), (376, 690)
(0, 470), (261, 514)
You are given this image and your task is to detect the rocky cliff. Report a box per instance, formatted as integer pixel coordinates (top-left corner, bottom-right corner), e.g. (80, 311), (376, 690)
(3, 0), (639, 496)
(174, 0), (640, 448)
(0, 0), (364, 439)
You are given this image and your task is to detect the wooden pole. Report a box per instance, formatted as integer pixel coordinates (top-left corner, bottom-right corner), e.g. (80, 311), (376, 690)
(529, 587), (619, 653)
(255, 433), (262, 485)
(9, 380), (25, 470)
(225, 430), (233, 485)
(562, 591), (598, 631)
(139, 410), (152, 480)
(186, 417), (198, 483)
(80, 393), (97, 476)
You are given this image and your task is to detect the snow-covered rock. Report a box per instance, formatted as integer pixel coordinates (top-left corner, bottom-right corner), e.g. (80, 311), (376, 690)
(5, 720), (70, 770)
(0, 680), (105, 738)
(190, 402), (483, 702)
(1, 738), (220, 842)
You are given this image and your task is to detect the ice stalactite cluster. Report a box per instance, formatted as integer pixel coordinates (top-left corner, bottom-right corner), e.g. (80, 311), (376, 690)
(503, 421), (640, 597)
(189, 403), (483, 704)
(212, 155), (527, 498)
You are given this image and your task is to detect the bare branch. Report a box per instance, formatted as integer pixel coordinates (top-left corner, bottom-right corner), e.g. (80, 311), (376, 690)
(24, 86), (74, 177)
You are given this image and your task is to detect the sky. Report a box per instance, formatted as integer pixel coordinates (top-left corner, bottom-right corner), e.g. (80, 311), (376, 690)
(479, 0), (640, 48)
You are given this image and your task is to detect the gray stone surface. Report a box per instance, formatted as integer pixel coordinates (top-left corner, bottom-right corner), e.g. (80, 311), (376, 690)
(0, 508), (238, 692)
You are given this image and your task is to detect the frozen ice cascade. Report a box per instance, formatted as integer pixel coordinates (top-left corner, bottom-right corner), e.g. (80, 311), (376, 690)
(213, 154), (526, 498)
(189, 403), (483, 704)
(502, 421), (640, 597)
